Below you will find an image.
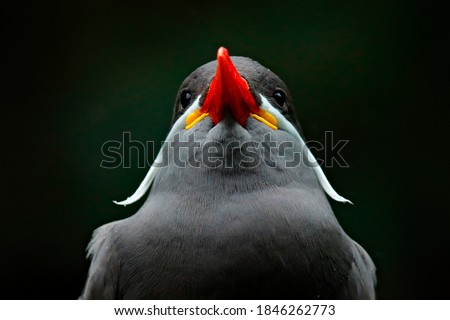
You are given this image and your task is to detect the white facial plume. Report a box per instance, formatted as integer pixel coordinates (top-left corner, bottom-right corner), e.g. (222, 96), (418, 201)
(114, 94), (351, 206)
(259, 95), (352, 204)
(113, 95), (202, 206)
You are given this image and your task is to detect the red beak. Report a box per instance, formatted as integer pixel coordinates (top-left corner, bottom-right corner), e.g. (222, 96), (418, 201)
(201, 47), (260, 126)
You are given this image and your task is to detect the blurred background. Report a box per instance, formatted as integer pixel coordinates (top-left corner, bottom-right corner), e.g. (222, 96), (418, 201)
(3, 0), (448, 299)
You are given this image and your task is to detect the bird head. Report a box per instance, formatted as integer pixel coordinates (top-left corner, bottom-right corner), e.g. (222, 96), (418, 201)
(172, 47), (300, 134)
(114, 47), (351, 206)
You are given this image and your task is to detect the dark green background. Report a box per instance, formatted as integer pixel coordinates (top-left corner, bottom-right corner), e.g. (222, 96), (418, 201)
(3, 0), (448, 299)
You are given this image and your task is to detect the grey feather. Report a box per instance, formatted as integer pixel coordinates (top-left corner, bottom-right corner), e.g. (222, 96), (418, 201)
(80, 56), (376, 299)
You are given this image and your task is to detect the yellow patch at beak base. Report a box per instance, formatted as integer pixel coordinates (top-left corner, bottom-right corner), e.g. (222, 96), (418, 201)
(186, 110), (209, 130)
(186, 109), (277, 130)
(250, 110), (278, 130)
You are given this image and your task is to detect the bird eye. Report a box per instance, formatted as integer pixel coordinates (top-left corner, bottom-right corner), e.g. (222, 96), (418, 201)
(180, 90), (192, 109)
(273, 89), (286, 107)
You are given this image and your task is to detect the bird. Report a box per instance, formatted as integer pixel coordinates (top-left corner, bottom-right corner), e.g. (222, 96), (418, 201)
(80, 47), (376, 299)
